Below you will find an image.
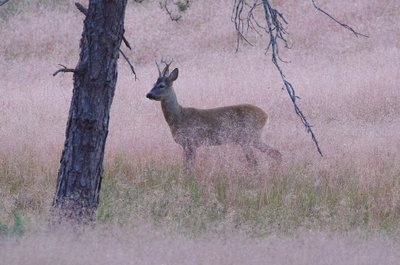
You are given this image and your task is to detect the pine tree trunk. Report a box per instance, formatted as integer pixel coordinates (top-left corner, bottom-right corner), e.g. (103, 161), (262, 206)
(51, 0), (128, 225)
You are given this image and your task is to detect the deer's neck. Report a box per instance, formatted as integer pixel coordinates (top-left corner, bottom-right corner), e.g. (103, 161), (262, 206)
(161, 89), (182, 127)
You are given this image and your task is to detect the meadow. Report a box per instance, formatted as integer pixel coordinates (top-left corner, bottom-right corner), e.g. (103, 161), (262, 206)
(0, 0), (399, 264)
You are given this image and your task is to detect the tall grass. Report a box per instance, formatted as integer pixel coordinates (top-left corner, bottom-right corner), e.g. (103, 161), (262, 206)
(0, 153), (399, 236)
(100, 156), (400, 235)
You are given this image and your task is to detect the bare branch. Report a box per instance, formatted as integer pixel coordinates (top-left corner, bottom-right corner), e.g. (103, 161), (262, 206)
(122, 37), (132, 50)
(261, 0), (323, 156)
(53, 64), (77, 76)
(232, 0), (323, 156)
(75, 2), (87, 15)
(311, 0), (369, 38)
(0, 0), (10, 6)
(119, 48), (137, 80)
(232, 0), (256, 51)
(160, 0), (181, 22)
(246, 1), (268, 36)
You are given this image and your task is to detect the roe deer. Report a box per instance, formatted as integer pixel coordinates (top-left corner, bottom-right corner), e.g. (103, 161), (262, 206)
(146, 61), (282, 171)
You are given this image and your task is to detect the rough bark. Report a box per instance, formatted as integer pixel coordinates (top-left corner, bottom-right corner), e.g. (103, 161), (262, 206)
(0, 0), (10, 6)
(51, 0), (128, 225)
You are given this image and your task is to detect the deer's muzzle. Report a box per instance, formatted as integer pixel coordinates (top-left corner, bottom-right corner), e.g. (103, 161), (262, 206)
(146, 92), (157, 100)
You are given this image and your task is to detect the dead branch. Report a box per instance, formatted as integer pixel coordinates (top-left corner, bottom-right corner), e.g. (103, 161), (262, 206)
(75, 2), (86, 15)
(246, 1), (268, 36)
(311, 0), (369, 38)
(53, 64), (77, 76)
(159, 0), (181, 22)
(122, 37), (132, 50)
(0, 0), (10, 6)
(233, 0), (323, 156)
(261, 0), (323, 156)
(231, 0), (255, 51)
(119, 48), (137, 80)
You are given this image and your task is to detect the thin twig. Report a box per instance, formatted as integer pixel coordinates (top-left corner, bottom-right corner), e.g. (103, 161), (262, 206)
(246, 1), (268, 35)
(232, 0), (255, 51)
(311, 0), (369, 38)
(160, 0), (181, 22)
(122, 37), (132, 50)
(75, 2), (86, 14)
(119, 48), (137, 80)
(53, 64), (77, 76)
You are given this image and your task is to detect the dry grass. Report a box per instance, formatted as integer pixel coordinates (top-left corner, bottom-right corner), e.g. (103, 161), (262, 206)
(0, 0), (399, 263)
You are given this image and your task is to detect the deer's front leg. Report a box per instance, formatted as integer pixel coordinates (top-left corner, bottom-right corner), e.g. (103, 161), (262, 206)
(183, 144), (196, 173)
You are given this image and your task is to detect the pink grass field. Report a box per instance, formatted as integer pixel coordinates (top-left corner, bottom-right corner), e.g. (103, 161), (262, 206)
(0, 0), (399, 264)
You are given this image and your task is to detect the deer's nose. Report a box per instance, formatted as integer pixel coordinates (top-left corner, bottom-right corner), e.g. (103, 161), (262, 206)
(146, 93), (156, 100)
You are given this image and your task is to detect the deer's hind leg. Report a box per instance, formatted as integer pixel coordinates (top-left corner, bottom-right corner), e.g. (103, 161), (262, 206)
(241, 144), (258, 169)
(253, 141), (282, 163)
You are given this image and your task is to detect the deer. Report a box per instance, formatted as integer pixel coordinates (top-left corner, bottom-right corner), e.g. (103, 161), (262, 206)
(146, 61), (282, 172)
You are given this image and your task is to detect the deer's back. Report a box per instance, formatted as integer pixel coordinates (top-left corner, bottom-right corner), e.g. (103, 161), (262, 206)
(171, 104), (268, 146)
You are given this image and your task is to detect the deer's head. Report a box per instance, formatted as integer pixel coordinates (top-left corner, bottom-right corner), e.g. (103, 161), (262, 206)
(146, 61), (179, 101)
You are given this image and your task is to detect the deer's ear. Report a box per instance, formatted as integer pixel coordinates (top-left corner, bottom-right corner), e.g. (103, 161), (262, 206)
(169, 68), (179, 82)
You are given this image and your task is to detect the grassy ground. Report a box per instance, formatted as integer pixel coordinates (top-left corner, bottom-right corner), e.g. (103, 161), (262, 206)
(0, 153), (399, 236)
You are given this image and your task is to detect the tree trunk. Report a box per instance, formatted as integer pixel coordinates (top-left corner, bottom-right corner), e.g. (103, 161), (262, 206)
(51, 0), (127, 225)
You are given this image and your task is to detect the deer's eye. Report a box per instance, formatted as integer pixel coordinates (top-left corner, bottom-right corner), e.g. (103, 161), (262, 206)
(159, 84), (166, 89)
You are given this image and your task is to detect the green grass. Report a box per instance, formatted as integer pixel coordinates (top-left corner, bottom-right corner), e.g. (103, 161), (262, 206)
(0, 0), (68, 21)
(0, 214), (26, 237)
(95, 156), (400, 236)
(1, 154), (399, 236)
